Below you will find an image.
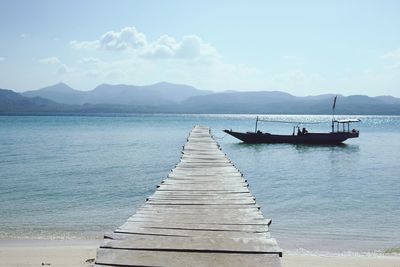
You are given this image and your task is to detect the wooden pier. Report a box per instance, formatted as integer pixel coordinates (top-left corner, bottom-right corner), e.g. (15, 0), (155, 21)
(95, 125), (282, 267)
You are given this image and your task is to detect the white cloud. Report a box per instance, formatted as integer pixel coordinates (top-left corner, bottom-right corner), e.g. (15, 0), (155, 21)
(57, 64), (72, 75)
(0, 57), (4, 62)
(39, 57), (61, 65)
(71, 26), (219, 61)
(78, 57), (104, 65)
(70, 40), (96, 50)
(20, 33), (29, 38)
(383, 48), (400, 60)
(142, 35), (177, 58)
(71, 26), (147, 50)
(143, 35), (218, 60)
(39, 57), (72, 76)
(176, 36), (202, 58)
(382, 48), (400, 70)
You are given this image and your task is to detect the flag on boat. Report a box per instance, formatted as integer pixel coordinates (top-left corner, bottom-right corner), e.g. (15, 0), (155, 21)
(332, 95), (337, 110)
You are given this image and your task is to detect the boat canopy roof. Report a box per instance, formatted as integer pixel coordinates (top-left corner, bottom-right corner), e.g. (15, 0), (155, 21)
(333, 119), (361, 123)
(256, 117), (360, 125)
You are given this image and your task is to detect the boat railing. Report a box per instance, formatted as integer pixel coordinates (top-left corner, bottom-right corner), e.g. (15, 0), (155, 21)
(331, 119), (361, 133)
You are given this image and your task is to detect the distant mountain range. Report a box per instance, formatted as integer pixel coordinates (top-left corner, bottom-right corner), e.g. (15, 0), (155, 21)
(1, 82), (400, 114)
(22, 82), (211, 105)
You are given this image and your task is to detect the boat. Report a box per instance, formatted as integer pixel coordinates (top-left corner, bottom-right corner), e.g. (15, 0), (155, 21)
(224, 96), (360, 145)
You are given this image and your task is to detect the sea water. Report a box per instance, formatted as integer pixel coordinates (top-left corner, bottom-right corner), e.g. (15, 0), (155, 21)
(0, 114), (399, 254)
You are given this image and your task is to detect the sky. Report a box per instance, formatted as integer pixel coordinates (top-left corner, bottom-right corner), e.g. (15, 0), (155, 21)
(0, 0), (399, 96)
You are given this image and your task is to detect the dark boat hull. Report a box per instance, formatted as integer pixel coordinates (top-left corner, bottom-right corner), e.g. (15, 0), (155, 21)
(223, 130), (359, 144)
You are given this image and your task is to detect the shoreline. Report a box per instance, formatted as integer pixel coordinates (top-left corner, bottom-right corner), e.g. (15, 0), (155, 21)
(0, 239), (399, 267)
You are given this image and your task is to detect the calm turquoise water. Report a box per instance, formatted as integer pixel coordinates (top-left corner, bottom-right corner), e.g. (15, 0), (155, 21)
(0, 114), (399, 254)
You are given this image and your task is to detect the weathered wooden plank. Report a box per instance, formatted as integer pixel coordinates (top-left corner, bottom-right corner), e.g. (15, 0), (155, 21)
(126, 215), (269, 224)
(107, 231), (272, 240)
(100, 235), (280, 254)
(147, 196), (254, 201)
(159, 181), (248, 186)
(144, 202), (257, 207)
(180, 156), (228, 160)
(131, 215), (266, 224)
(168, 174), (243, 179)
(156, 184), (249, 190)
(135, 209), (264, 218)
(164, 179), (246, 184)
(156, 189), (251, 194)
(109, 231), (271, 238)
(147, 195), (254, 201)
(126, 218), (269, 226)
(165, 174), (242, 179)
(170, 172), (242, 176)
(135, 208), (264, 218)
(179, 161), (231, 165)
(96, 249), (281, 267)
(139, 206), (261, 215)
(113, 228), (271, 239)
(118, 222), (268, 233)
(153, 191), (253, 197)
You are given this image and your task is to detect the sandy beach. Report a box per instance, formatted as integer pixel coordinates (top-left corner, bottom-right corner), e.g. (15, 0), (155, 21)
(0, 239), (99, 267)
(0, 239), (399, 267)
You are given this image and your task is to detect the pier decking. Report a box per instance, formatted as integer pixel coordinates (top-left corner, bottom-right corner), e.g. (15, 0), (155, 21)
(95, 125), (282, 267)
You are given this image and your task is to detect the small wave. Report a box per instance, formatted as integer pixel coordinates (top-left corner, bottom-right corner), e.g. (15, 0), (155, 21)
(0, 229), (103, 240)
(384, 247), (400, 255)
(284, 248), (400, 257)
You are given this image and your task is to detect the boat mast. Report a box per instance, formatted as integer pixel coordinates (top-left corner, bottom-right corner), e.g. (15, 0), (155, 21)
(255, 116), (259, 133)
(331, 95), (337, 133)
